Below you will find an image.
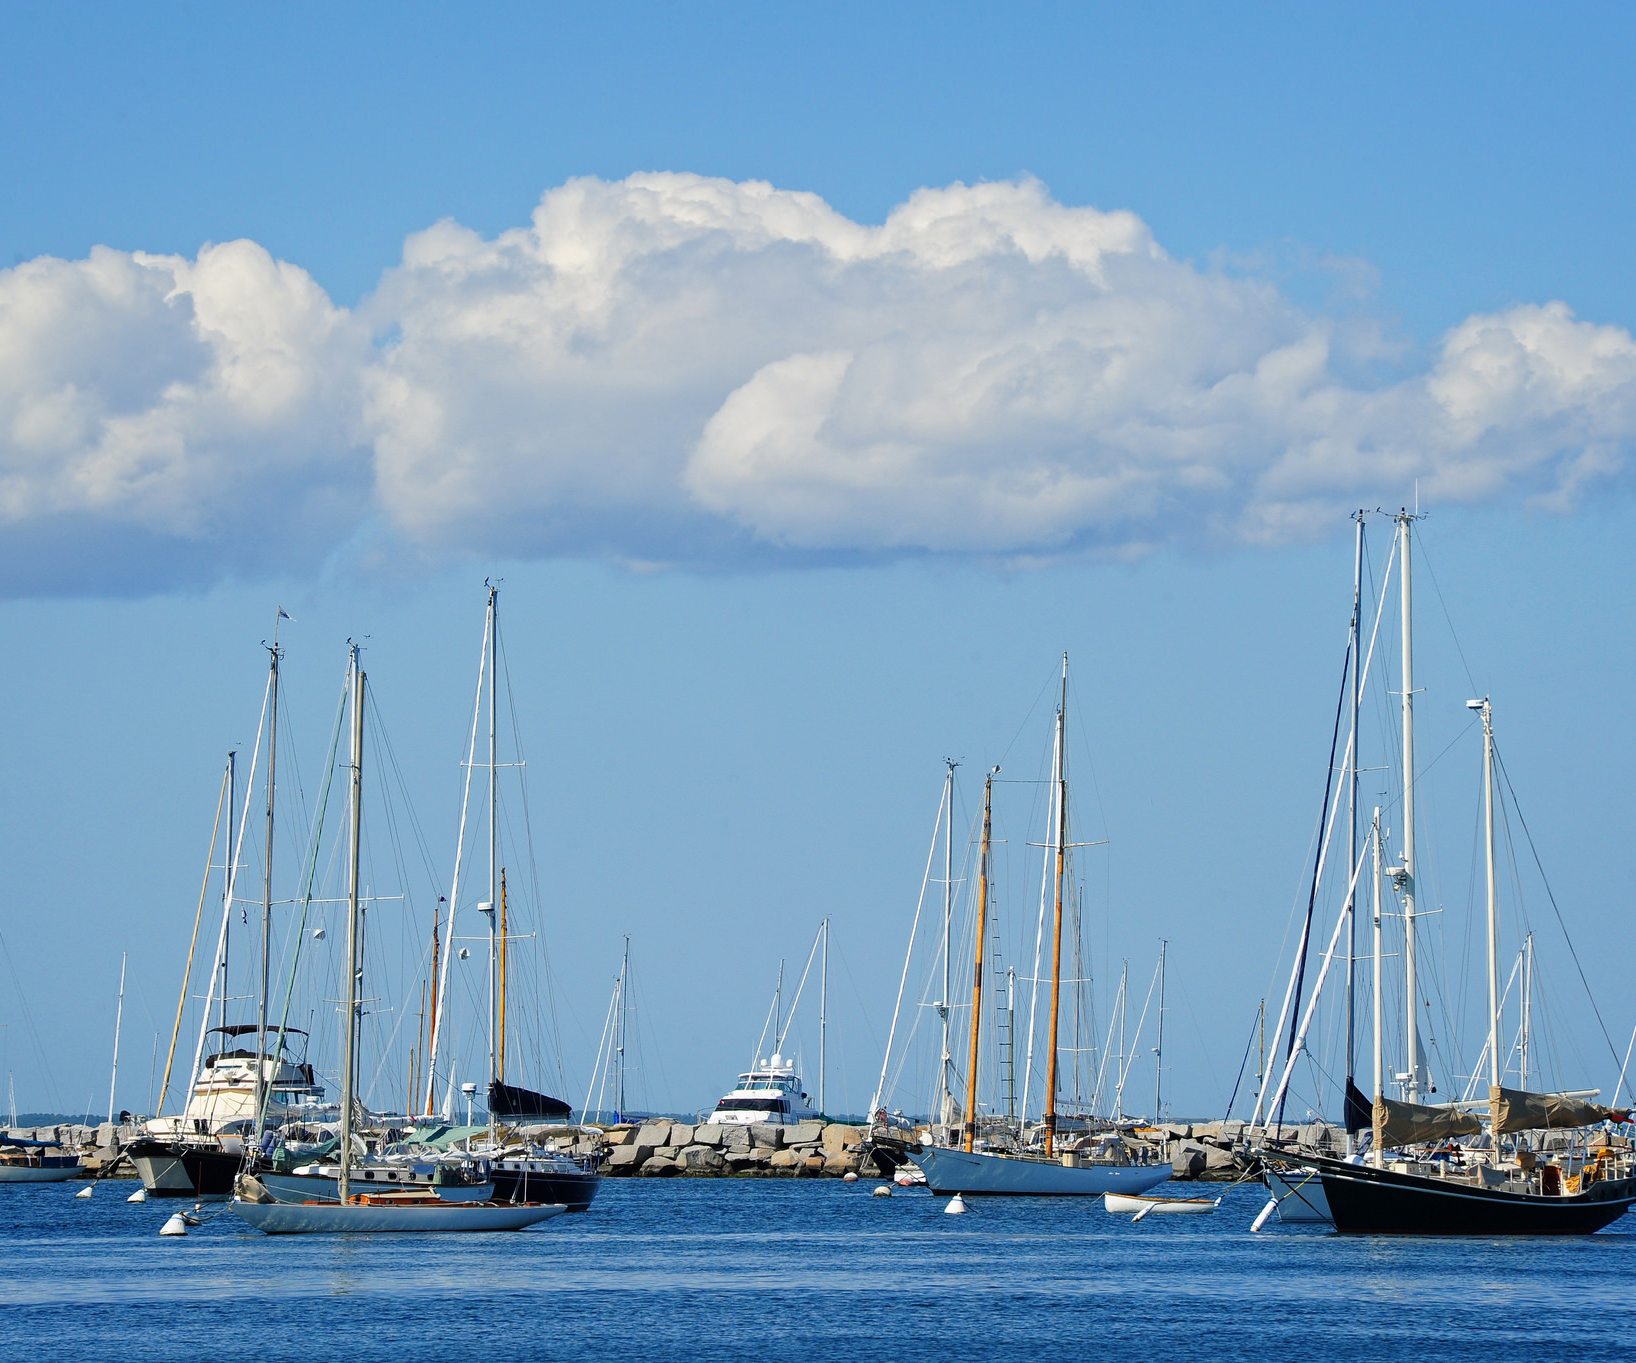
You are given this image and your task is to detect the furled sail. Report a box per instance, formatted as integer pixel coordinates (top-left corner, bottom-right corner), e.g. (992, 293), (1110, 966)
(488, 1080), (572, 1121)
(1372, 1095), (1480, 1146)
(1488, 1085), (1630, 1134)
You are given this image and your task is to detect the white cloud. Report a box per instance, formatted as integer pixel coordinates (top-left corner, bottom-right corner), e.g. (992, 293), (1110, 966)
(5, 173), (1636, 591)
(0, 240), (367, 591)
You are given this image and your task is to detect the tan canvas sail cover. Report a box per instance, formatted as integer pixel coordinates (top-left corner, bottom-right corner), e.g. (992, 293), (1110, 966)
(1488, 1085), (1629, 1134)
(1372, 1095), (1480, 1147)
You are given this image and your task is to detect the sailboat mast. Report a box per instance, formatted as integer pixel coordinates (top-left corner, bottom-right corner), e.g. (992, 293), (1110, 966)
(615, 936), (629, 1116)
(1371, 806), (1384, 1166)
(1397, 511), (1422, 1103)
(1346, 514), (1362, 1088)
(1154, 940), (1166, 1121)
(940, 757), (957, 1127)
(499, 868), (508, 1085)
(487, 584), (498, 1106)
(963, 771), (994, 1152)
(1043, 654), (1068, 1158)
(107, 952), (126, 1122)
(257, 631), (280, 1127)
(220, 749), (235, 1036)
(819, 917), (828, 1116)
(1521, 933), (1533, 1090)
(1476, 697), (1499, 1090)
(339, 644), (364, 1205)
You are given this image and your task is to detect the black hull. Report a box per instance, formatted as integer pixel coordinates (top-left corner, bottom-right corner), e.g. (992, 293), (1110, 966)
(1299, 1154), (1636, 1235)
(491, 1166), (602, 1212)
(127, 1139), (242, 1200)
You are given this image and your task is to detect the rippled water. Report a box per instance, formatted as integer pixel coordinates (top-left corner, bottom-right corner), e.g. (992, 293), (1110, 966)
(2, 1179), (1633, 1358)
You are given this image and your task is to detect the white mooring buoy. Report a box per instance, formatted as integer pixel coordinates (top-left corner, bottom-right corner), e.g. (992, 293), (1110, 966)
(1250, 1198), (1278, 1233)
(872, 1184), (892, 1197)
(127, 1187), (147, 1203)
(74, 1185), (93, 1199)
(842, 1171), (859, 1183)
(893, 1171), (914, 1186)
(944, 1194), (968, 1215)
(160, 1213), (189, 1236)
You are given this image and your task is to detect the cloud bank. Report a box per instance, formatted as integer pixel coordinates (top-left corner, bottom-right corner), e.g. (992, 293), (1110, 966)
(4, 173), (1635, 591)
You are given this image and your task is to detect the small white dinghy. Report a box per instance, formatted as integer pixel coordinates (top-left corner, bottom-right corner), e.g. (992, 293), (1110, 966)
(1104, 1192), (1220, 1218)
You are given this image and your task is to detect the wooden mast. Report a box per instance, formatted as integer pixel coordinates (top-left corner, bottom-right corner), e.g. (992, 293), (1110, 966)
(1043, 654), (1068, 1158)
(963, 770), (994, 1152)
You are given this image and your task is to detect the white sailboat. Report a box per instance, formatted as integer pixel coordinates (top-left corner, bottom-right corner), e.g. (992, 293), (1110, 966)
(881, 658), (1173, 1197)
(232, 644), (564, 1234)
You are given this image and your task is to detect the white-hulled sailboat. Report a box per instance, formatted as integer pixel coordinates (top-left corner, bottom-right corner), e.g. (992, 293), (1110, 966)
(232, 644), (564, 1235)
(883, 658), (1174, 1197)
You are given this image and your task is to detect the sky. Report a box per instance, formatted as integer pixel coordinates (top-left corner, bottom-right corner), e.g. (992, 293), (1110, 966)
(1, 2), (1634, 1123)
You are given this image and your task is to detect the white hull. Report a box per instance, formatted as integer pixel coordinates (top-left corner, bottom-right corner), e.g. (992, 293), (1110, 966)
(911, 1146), (1174, 1197)
(1104, 1192), (1216, 1215)
(231, 1198), (566, 1234)
(0, 1164), (83, 1183)
(1265, 1167), (1333, 1222)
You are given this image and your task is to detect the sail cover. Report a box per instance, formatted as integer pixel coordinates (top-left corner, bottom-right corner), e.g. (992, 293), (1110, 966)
(488, 1080), (572, 1121)
(1488, 1085), (1630, 1134)
(1372, 1095), (1481, 1146)
(1343, 1079), (1372, 1133)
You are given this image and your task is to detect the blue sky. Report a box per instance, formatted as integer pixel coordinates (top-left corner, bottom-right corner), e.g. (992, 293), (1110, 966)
(1, 3), (1633, 1121)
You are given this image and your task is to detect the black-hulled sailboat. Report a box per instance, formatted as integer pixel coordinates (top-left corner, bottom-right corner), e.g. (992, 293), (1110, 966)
(1260, 513), (1635, 1234)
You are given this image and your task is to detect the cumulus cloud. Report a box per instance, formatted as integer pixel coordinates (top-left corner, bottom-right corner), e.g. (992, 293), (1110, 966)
(0, 240), (368, 592)
(5, 172), (1636, 590)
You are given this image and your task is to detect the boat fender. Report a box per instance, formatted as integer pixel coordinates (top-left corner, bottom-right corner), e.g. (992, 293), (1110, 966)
(1250, 1197), (1278, 1233)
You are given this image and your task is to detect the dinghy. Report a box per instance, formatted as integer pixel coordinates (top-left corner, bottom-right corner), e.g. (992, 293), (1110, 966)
(1104, 1192), (1218, 1216)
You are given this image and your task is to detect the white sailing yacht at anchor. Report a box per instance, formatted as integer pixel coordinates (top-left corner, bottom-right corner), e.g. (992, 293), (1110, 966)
(876, 657), (1174, 1197)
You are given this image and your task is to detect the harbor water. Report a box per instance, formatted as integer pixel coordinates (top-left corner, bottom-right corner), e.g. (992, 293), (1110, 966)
(3, 1179), (1634, 1358)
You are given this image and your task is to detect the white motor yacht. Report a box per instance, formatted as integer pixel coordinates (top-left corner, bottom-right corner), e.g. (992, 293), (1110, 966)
(708, 1055), (819, 1126)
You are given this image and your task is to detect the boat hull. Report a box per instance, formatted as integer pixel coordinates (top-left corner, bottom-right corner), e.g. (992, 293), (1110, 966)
(1294, 1154), (1636, 1235)
(230, 1198), (566, 1234)
(911, 1145), (1173, 1196)
(127, 1139), (241, 1200)
(1104, 1192), (1215, 1214)
(1265, 1166), (1333, 1222)
(0, 1162), (83, 1183)
(490, 1163), (602, 1212)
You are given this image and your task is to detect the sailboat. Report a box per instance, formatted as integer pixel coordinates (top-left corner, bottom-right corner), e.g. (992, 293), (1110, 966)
(416, 586), (601, 1212)
(879, 658), (1174, 1197)
(1259, 513), (1636, 1234)
(232, 643), (565, 1233)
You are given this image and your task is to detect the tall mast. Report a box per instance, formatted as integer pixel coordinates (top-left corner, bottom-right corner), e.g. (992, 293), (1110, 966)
(257, 623), (280, 1128)
(499, 868), (508, 1084)
(1116, 959), (1128, 1120)
(819, 917), (828, 1116)
(1397, 511), (1422, 1103)
(1154, 940), (1167, 1121)
(963, 770), (994, 1152)
(220, 749), (235, 1036)
(1371, 806), (1384, 1166)
(338, 644), (364, 1205)
(1472, 697), (1499, 1091)
(486, 584), (498, 1106)
(107, 952), (126, 1122)
(939, 757), (957, 1127)
(615, 936), (628, 1117)
(1521, 933), (1533, 1090)
(426, 899), (441, 1114)
(1043, 653), (1068, 1157)
(1346, 515), (1362, 1091)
